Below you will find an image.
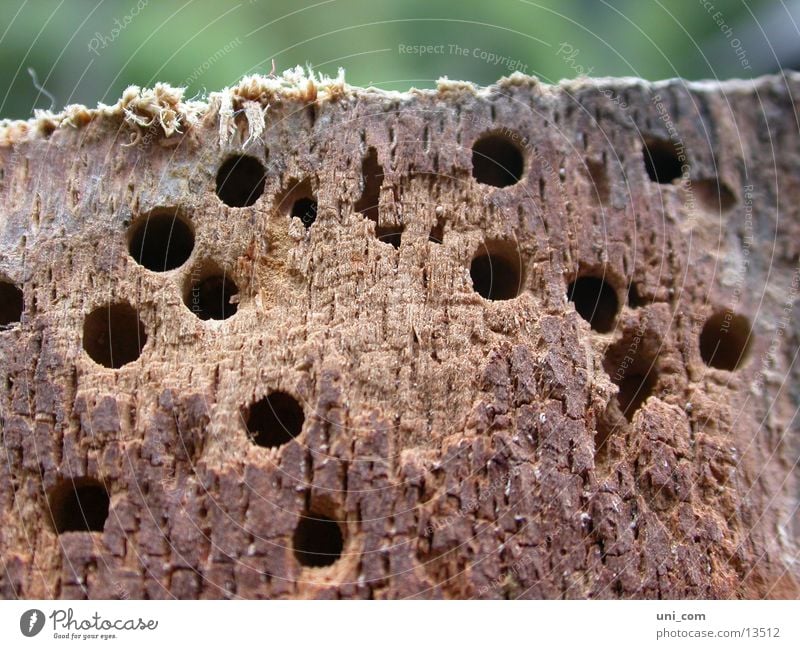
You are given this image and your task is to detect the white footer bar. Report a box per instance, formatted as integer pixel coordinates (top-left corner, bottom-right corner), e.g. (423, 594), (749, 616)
(1, 600), (797, 648)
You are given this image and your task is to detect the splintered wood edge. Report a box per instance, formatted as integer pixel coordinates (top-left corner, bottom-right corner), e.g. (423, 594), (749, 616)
(0, 65), (793, 147)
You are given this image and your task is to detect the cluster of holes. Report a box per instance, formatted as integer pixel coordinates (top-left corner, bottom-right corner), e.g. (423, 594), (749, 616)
(565, 274), (657, 444)
(65, 132), (750, 563)
(641, 137), (737, 216)
(566, 275), (753, 455)
(568, 275), (752, 369)
(47, 478), (109, 534)
(349, 131), (528, 250)
(43, 388), (348, 568)
(461, 129), (735, 223)
(242, 391), (346, 567)
(87, 168), (260, 364)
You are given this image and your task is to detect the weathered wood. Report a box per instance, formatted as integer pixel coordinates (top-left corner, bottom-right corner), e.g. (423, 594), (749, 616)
(0, 68), (798, 599)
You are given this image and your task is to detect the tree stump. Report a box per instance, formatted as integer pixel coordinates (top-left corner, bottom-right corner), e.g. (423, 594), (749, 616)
(0, 69), (798, 599)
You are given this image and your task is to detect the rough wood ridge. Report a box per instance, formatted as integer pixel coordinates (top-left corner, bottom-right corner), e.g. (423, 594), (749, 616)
(0, 67), (798, 599)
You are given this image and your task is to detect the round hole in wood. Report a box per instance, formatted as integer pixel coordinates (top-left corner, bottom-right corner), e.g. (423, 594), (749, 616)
(567, 276), (619, 333)
(245, 391), (305, 449)
(128, 209), (194, 272)
(47, 478), (109, 534)
(472, 132), (524, 187)
(0, 281), (23, 326)
(470, 239), (524, 301)
(700, 310), (752, 371)
(216, 155), (266, 207)
(83, 303), (146, 368)
(642, 137), (683, 184)
(293, 511), (344, 568)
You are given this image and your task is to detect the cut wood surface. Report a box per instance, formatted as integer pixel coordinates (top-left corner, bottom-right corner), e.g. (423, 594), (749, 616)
(0, 68), (798, 598)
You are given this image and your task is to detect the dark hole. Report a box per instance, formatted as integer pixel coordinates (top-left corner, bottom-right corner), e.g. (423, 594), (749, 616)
(643, 137), (683, 184)
(83, 303), (146, 368)
(471, 133), (524, 187)
(291, 198), (318, 228)
(699, 311), (752, 371)
(586, 158), (609, 204)
(354, 146), (382, 222)
(568, 276), (619, 333)
(186, 273), (238, 320)
(293, 512), (344, 568)
(0, 281), (23, 326)
(695, 179), (737, 213)
(603, 338), (659, 424)
(594, 416), (616, 458)
(628, 283), (647, 308)
(429, 217), (445, 244)
(215, 155), (266, 207)
(617, 371), (657, 421)
(128, 210), (194, 272)
(48, 478), (109, 534)
(470, 241), (523, 301)
(245, 391), (305, 449)
(376, 225), (403, 249)
(353, 147), (403, 246)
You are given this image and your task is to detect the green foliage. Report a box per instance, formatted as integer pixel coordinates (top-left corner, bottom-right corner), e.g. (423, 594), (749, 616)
(0, 0), (770, 118)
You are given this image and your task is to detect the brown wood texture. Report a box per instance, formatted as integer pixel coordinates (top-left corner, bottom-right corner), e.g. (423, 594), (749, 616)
(0, 70), (798, 599)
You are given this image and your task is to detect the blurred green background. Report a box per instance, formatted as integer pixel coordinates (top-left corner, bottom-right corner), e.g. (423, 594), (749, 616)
(0, 0), (790, 119)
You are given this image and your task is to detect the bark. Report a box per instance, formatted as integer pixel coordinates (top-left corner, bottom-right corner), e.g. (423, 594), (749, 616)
(0, 69), (798, 599)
